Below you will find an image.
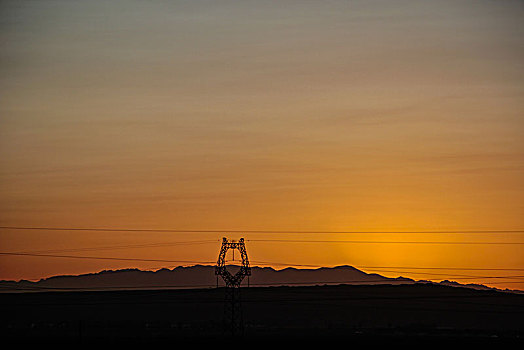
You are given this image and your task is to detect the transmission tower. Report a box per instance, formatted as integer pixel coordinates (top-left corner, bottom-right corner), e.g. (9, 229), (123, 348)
(215, 237), (251, 336)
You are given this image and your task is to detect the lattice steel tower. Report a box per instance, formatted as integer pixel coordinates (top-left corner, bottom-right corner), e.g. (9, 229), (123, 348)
(215, 237), (251, 336)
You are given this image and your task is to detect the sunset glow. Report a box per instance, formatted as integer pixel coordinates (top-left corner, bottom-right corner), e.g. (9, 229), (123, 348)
(1, 0), (523, 290)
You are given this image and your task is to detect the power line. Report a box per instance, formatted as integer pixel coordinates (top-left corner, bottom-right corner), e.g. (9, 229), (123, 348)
(3, 252), (522, 274)
(253, 263), (524, 280)
(359, 269), (524, 280)
(0, 252), (215, 264)
(251, 260), (524, 271)
(12, 240), (218, 255)
(2, 251), (522, 282)
(2, 252), (523, 276)
(358, 265), (524, 271)
(248, 239), (524, 245)
(251, 261), (524, 282)
(2, 226), (524, 234)
(2, 252), (523, 291)
(8, 239), (523, 258)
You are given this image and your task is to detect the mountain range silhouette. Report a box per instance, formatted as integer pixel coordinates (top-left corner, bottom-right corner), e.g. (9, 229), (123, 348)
(0, 265), (515, 293)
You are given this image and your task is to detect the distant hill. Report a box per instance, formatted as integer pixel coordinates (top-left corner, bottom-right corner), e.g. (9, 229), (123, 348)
(0, 265), (517, 293)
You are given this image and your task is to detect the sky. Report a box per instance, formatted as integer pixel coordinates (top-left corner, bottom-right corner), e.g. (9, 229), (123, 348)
(0, 0), (523, 289)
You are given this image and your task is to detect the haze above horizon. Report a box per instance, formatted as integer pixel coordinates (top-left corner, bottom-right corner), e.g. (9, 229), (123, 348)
(0, 0), (523, 289)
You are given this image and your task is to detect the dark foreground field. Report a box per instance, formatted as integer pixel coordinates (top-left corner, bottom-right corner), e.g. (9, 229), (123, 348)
(1, 284), (523, 345)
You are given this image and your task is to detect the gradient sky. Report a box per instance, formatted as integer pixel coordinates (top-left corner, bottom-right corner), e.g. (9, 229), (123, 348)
(1, 0), (523, 288)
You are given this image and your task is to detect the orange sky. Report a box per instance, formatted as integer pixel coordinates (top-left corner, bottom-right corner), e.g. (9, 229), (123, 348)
(0, 0), (523, 289)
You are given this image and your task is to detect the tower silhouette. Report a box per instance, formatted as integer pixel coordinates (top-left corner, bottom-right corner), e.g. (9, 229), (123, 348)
(215, 237), (251, 336)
